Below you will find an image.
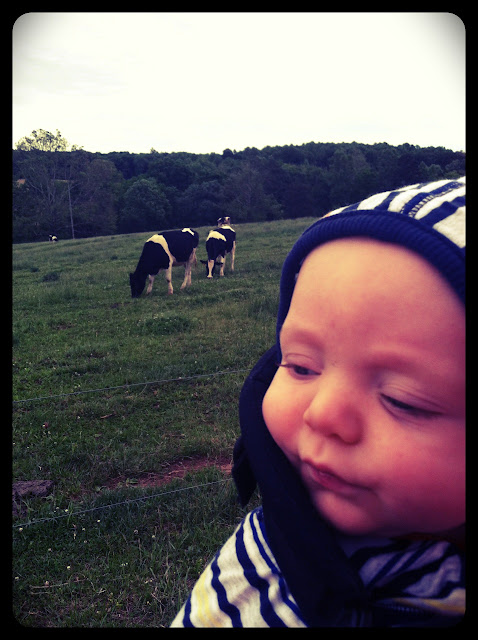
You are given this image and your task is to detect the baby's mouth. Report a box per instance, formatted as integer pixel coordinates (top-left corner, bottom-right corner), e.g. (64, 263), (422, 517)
(301, 462), (361, 495)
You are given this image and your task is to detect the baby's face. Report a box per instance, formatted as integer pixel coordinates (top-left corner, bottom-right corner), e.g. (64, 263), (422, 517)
(263, 238), (465, 539)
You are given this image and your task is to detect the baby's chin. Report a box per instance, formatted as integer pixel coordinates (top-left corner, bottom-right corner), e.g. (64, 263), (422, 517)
(310, 490), (465, 544)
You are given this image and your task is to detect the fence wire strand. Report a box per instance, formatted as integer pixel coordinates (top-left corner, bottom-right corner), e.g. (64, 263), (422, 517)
(13, 478), (233, 529)
(13, 368), (249, 529)
(12, 368), (250, 404)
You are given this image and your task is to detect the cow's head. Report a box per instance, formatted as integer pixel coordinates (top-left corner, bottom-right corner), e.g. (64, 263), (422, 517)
(129, 272), (146, 298)
(217, 216), (231, 227)
(200, 259), (223, 277)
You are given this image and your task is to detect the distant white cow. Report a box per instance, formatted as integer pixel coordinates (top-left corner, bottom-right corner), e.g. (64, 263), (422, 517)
(202, 217), (236, 278)
(49, 235), (58, 242)
(129, 228), (199, 297)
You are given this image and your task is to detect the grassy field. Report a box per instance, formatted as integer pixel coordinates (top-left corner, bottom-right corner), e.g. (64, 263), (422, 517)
(12, 217), (315, 627)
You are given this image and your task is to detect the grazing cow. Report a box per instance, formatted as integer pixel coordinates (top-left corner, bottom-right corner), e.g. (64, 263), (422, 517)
(129, 228), (199, 297)
(202, 217), (236, 278)
(49, 235), (58, 242)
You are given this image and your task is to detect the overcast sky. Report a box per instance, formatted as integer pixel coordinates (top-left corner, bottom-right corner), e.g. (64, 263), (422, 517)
(12, 12), (466, 155)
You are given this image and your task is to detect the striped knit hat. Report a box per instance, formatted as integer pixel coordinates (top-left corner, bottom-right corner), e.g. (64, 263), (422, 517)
(276, 177), (466, 355)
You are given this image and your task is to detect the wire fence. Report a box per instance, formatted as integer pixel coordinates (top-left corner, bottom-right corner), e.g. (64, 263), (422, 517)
(12, 367), (250, 529)
(13, 478), (233, 530)
(12, 368), (250, 404)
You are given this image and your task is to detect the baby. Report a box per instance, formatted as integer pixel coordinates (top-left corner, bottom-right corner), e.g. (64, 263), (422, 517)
(171, 177), (465, 627)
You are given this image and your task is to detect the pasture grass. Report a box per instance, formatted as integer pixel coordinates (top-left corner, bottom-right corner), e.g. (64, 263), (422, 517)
(12, 218), (315, 627)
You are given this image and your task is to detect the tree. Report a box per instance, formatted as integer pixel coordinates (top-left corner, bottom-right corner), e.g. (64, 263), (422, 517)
(147, 155), (194, 191)
(15, 128), (70, 152)
(223, 162), (283, 222)
(13, 136), (465, 243)
(118, 178), (171, 233)
(14, 129), (81, 238)
(176, 180), (225, 227)
(70, 156), (122, 237)
(327, 146), (375, 208)
(395, 147), (422, 186)
(12, 179), (45, 242)
(418, 161), (443, 183)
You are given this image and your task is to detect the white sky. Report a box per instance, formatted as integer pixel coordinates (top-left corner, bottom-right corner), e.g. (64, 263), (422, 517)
(12, 12), (466, 155)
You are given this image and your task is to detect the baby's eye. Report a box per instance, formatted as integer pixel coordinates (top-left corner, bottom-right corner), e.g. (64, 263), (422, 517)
(278, 362), (319, 377)
(381, 395), (440, 419)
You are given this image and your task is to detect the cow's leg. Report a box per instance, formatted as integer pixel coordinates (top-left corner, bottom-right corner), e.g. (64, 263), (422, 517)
(230, 242), (236, 272)
(182, 250), (195, 288)
(186, 254), (194, 286)
(219, 256), (225, 277)
(190, 247), (197, 270)
(165, 264), (173, 294)
(207, 259), (214, 278)
(146, 274), (155, 295)
(181, 261), (191, 289)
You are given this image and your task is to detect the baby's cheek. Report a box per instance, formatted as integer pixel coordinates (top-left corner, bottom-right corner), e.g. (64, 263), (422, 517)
(262, 387), (293, 445)
(262, 388), (276, 433)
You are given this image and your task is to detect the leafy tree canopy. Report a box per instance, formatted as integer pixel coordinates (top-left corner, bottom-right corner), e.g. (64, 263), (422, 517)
(12, 130), (465, 243)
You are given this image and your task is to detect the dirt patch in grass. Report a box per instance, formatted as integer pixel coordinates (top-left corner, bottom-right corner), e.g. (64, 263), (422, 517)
(12, 479), (55, 516)
(104, 454), (233, 491)
(12, 456), (233, 516)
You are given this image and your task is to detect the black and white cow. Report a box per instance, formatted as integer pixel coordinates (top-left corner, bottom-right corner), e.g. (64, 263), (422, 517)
(49, 235), (58, 242)
(202, 217), (236, 278)
(129, 228), (199, 297)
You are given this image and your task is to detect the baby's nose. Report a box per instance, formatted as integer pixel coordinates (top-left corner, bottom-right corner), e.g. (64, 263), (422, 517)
(303, 378), (363, 444)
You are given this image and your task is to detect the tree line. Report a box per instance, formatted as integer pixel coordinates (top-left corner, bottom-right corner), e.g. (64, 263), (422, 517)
(12, 129), (465, 243)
